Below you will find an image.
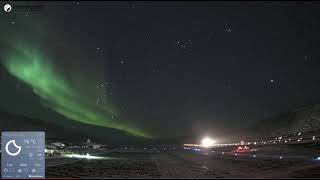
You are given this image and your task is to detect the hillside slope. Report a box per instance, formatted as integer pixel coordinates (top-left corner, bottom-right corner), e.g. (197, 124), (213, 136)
(0, 111), (146, 145)
(241, 104), (320, 140)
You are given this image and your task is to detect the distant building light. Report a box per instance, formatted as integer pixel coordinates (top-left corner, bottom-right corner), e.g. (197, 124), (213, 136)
(201, 137), (216, 148)
(313, 136), (316, 141)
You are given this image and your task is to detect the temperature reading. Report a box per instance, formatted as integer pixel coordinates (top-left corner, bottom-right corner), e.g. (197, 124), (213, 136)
(24, 139), (30, 144)
(30, 139), (36, 144)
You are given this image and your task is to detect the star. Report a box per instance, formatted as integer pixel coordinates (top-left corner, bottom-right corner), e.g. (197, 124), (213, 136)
(225, 24), (232, 32)
(176, 39), (193, 51)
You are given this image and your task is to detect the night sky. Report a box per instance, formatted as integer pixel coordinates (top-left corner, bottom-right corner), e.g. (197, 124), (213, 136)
(1, 1), (320, 139)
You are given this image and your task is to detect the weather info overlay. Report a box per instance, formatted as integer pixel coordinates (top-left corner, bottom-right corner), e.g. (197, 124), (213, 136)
(1, 132), (45, 178)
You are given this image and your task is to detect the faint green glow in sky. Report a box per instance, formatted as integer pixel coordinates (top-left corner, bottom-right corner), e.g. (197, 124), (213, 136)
(2, 46), (151, 138)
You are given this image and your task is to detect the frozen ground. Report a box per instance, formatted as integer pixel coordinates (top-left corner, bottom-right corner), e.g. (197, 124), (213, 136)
(46, 152), (160, 178)
(45, 146), (320, 178)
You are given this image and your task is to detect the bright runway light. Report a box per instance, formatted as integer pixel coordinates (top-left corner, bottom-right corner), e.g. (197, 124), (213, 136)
(201, 137), (216, 147)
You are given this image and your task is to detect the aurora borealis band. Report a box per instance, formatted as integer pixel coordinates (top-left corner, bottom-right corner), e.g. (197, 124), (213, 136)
(1, 45), (151, 138)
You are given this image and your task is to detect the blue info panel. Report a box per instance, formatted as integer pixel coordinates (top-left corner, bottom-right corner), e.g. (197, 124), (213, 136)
(1, 132), (45, 178)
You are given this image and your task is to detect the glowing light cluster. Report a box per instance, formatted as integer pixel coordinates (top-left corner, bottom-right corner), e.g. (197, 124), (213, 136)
(63, 153), (106, 160)
(201, 137), (216, 147)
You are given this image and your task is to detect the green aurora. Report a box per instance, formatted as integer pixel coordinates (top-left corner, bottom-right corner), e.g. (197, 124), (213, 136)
(1, 45), (151, 138)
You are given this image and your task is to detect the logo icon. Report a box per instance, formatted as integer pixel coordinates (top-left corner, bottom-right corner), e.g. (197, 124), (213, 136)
(4, 4), (12, 12)
(5, 140), (22, 156)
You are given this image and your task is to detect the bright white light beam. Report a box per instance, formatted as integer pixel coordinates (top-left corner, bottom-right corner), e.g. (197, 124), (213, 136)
(201, 137), (216, 147)
(63, 153), (107, 160)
